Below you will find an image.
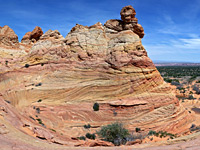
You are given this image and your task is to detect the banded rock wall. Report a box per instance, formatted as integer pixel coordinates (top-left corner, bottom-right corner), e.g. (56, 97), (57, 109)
(0, 5), (193, 147)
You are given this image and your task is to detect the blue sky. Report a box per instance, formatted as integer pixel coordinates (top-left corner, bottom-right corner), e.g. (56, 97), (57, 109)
(1, 0), (200, 63)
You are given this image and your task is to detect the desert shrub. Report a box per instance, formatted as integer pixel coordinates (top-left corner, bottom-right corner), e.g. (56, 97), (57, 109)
(36, 107), (40, 113)
(196, 80), (200, 83)
(193, 85), (200, 94)
(148, 130), (176, 139)
(171, 81), (180, 86)
(189, 75), (197, 82)
(113, 110), (117, 116)
(36, 118), (42, 124)
(179, 88), (186, 93)
(36, 118), (45, 127)
(29, 116), (35, 121)
(177, 86), (184, 90)
(37, 99), (42, 102)
(93, 102), (99, 111)
(25, 64), (30, 68)
(148, 130), (156, 136)
(190, 124), (196, 129)
(5, 100), (11, 104)
(50, 129), (56, 132)
(188, 95), (195, 100)
(164, 78), (172, 83)
(84, 124), (91, 129)
(135, 127), (141, 132)
(35, 82), (42, 87)
(189, 124), (200, 132)
(96, 122), (130, 146)
(157, 66), (200, 78)
(5, 60), (8, 66)
(85, 133), (96, 140)
(164, 78), (180, 83)
(77, 136), (86, 140)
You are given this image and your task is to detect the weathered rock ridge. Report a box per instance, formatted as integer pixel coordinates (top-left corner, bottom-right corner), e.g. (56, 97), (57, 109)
(0, 5), (194, 149)
(21, 26), (43, 44)
(105, 5), (144, 38)
(0, 25), (19, 46)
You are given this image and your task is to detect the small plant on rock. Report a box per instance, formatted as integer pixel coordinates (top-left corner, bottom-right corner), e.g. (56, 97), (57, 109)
(84, 124), (91, 129)
(25, 64), (30, 68)
(85, 133), (96, 140)
(93, 102), (99, 111)
(77, 136), (86, 140)
(37, 99), (42, 102)
(135, 127), (141, 132)
(97, 122), (130, 146)
(35, 82), (42, 87)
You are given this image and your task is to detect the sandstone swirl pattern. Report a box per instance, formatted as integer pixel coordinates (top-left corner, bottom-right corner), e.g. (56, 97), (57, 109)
(0, 6), (192, 148)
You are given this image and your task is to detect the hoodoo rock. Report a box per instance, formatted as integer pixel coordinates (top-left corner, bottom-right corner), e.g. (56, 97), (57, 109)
(0, 5), (194, 149)
(0, 25), (19, 46)
(105, 5), (144, 38)
(21, 26), (43, 44)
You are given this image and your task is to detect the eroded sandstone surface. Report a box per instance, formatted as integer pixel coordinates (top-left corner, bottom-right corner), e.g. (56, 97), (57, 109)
(0, 5), (196, 149)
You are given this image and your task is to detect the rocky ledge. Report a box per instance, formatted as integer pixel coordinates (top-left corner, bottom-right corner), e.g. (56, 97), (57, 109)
(0, 5), (193, 149)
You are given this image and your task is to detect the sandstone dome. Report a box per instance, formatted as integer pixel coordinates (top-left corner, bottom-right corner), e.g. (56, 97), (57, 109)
(0, 5), (193, 149)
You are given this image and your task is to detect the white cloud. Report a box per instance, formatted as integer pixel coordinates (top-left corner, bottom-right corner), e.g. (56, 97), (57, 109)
(171, 38), (200, 50)
(144, 38), (200, 61)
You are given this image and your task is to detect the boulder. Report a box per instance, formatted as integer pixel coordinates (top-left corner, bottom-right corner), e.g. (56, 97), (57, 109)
(40, 29), (64, 40)
(21, 26), (43, 44)
(0, 25), (19, 46)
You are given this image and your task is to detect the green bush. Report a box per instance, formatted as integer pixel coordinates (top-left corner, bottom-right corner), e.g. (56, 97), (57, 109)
(5, 60), (8, 66)
(36, 107), (40, 113)
(196, 80), (200, 83)
(77, 136), (86, 140)
(148, 130), (176, 139)
(148, 130), (156, 136)
(25, 64), (30, 68)
(188, 95), (195, 100)
(135, 127), (141, 132)
(37, 99), (42, 102)
(35, 82), (42, 87)
(50, 128), (56, 132)
(85, 133), (96, 140)
(96, 122), (130, 146)
(84, 124), (91, 129)
(93, 102), (99, 111)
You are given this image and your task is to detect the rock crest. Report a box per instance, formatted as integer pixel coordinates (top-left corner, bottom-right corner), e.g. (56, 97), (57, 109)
(21, 26), (43, 44)
(0, 25), (19, 46)
(40, 29), (64, 40)
(105, 5), (144, 38)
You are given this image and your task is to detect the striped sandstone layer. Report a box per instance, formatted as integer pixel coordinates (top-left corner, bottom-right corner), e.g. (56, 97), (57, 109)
(0, 5), (193, 148)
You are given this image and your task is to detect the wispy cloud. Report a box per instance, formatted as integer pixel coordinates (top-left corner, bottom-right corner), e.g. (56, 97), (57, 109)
(8, 10), (46, 19)
(144, 37), (200, 62)
(172, 38), (200, 50)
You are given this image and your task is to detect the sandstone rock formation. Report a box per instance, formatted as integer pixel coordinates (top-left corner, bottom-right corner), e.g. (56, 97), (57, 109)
(0, 25), (19, 46)
(40, 29), (64, 40)
(0, 5), (196, 149)
(21, 26), (43, 44)
(105, 5), (144, 38)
